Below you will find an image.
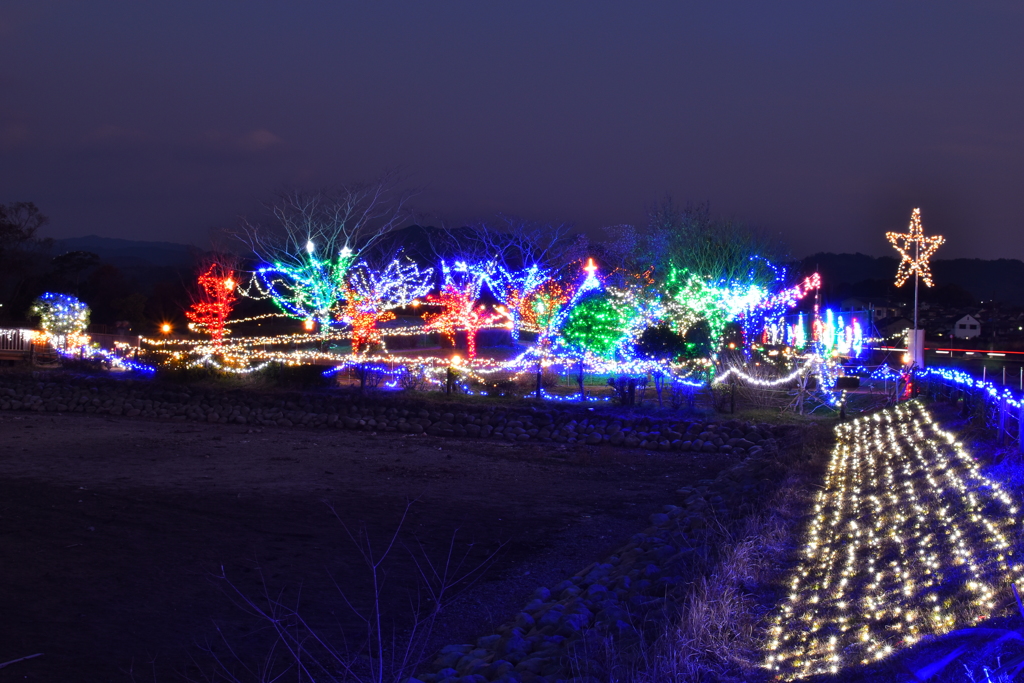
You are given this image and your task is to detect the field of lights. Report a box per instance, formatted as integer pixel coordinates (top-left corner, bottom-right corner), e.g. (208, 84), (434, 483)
(765, 401), (1023, 678)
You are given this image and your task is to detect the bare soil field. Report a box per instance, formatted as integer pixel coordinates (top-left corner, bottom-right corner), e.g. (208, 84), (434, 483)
(0, 410), (737, 682)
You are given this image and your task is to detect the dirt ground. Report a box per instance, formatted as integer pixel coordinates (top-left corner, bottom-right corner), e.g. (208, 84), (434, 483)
(0, 410), (738, 682)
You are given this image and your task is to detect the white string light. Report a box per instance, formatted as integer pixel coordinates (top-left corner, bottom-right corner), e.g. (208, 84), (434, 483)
(765, 401), (1022, 678)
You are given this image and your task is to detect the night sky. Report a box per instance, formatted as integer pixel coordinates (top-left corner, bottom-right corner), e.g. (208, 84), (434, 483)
(2, 2), (1022, 259)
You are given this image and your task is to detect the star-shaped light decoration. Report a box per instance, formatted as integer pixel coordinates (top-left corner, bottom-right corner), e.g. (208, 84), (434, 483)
(886, 208), (944, 287)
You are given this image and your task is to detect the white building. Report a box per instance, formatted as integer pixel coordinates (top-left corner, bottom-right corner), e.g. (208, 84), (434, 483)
(953, 314), (981, 339)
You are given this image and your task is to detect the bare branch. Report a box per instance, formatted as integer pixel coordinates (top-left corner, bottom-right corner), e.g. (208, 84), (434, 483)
(234, 171), (415, 267)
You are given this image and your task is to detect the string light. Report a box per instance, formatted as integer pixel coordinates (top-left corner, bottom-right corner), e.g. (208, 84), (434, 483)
(185, 264), (237, 345)
(31, 292), (91, 351)
(251, 242), (357, 330)
(341, 257), (433, 354)
(738, 272), (821, 346)
(422, 261), (504, 359)
(765, 401), (1022, 679)
(714, 356), (817, 387)
(485, 264), (550, 342)
(520, 279), (570, 345)
(917, 366), (1021, 411)
(137, 246), (857, 407)
(887, 208), (944, 288)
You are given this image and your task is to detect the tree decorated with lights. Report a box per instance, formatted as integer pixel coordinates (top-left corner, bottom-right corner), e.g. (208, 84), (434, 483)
(422, 261), (501, 359)
(559, 292), (626, 359)
(340, 257), (433, 354)
(485, 264), (549, 342)
(662, 268), (767, 355)
(521, 279), (570, 345)
(545, 257), (603, 337)
(604, 268), (664, 357)
(31, 292), (90, 349)
(238, 175), (412, 333)
(255, 242), (356, 332)
(186, 263), (237, 346)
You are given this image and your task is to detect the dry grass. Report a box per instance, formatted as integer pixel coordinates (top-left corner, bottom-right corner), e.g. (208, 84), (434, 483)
(629, 487), (801, 682)
(623, 424), (831, 683)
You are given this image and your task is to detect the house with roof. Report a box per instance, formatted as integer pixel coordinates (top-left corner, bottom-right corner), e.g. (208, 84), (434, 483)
(953, 314), (981, 339)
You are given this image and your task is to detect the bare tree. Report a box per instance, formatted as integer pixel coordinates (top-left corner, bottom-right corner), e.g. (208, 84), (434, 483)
(190, 502), (504, 683)
(426, 216), (586, 343)
(234, 172), (416, 330)
(0, 202), (53, 320)
(471, 215), (575, 270)
(238, 172), (415, 265)
(428, 215), (583, 272)
(640, 199), (788, 286)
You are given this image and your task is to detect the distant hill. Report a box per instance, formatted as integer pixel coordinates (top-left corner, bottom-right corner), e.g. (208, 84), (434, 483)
(51, 238), (1024, 306)
(54, 235), (198, 269)
(801, 253), (1024, 306)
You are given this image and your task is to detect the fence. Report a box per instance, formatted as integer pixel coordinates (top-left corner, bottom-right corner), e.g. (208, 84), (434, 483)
(0, 328), (33, 360)
(917, 366), (1024, 454)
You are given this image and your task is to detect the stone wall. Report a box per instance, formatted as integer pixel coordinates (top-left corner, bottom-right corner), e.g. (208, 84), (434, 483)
(0, 372), (783, 458)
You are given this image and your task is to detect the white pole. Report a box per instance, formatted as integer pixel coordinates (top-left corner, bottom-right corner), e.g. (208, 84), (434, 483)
(913, 239), (920, 336)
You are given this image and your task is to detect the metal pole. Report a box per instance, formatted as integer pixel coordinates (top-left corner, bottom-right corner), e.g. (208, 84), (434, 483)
(1004, 366), (1007, 386)
(913, 239), (920, 337)
(1019, 399), (1024, 456)
(1000, 394), (1008, 446)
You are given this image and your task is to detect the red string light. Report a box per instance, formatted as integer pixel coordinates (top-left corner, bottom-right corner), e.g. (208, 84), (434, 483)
(186, 264), (237, 345)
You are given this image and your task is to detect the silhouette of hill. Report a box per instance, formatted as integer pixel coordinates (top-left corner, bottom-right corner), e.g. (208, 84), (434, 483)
(54, 235), (198, 268)
(801, 253), (1024, 306)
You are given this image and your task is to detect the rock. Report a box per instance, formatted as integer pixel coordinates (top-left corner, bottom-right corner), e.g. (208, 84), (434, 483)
(514, 658), (546, 674)
(483, 660), (515, 678)
(498, 629), (531, 659)
(477, 634), (502, 649)
(523, 598), (544, 612)
(649, 513), (669, 526)
(434, 651), (463, 668)
(538, 606), (565, 627)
